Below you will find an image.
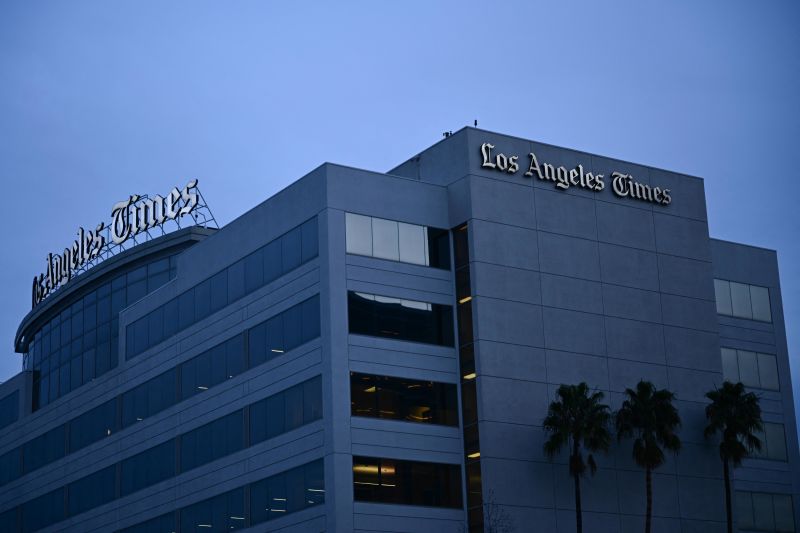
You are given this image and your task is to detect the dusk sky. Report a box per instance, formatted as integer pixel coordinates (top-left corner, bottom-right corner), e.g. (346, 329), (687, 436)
(1, 2), (798, 415)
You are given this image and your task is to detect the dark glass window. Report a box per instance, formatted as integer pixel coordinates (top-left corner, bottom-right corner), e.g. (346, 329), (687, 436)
(345, 213), (450, 269)
(179, 334), (245, 400)
(122, 369), (176, 428)
(194, 278), (212, 321)
(69, 398), (118, 452)
(0, 448), (20, 485)
(227, 259), (245, 303)
(23, 425), (65, 473)
(736, 490), (795, 532)
(303, 376), (323, 423)
(250, 377), (322, 445)
(120, 440), (176, 497)
(209, 270), (228, 313)
(178, 289), (196, 330)
(180, 487), (245, 532)
(0, 508), (16, 532)
(281, 226), (302, 272)
(120, 512), (175, 533)
(125, 217), (318, 360)
(301, 217), (319, 263)
(0, 390), (19, 430)
(353, 456), (462, 508)
(244, 248), (264, 293)
(348, 291), (454, 347)
(350, 372), (458, 426)
(250, 460), (325, 526)
(180, 410), (244, 472)
(21, 488), (64, 533)
(68, 464), (116, 517)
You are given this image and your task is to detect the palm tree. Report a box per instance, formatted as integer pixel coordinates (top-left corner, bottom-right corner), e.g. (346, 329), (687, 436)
(543, 383), (611, 533)
(704, 381), (763, 533)
(615, 380), (681, 533)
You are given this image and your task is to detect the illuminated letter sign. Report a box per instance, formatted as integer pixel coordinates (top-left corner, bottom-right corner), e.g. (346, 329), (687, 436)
(479, 142), (671, 206)
(31, 179), (202, 308)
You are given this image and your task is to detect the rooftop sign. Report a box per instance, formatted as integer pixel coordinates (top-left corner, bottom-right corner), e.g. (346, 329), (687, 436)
(479, 142), (672, 206)
(31, 179), (216, 309)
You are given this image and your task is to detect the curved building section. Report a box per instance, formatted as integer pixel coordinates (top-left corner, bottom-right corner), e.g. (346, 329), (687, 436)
(0, 127), (797, 532)
(16, 226), (214, 410)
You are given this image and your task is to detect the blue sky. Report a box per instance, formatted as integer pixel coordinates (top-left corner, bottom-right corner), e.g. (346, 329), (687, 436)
(1, 1), (798, 415)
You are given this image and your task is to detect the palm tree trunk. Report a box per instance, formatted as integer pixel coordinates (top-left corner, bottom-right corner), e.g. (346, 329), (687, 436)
(572, 441), (582, 533)
(645, 467), (652, 533)
(723, 458), (732, 533)
(574, 469), (582, 533)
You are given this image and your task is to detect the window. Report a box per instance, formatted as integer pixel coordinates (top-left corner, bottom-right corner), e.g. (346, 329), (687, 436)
(120, 440), (176, 497)
(120, 512), (175, 533)
(6, 384), (323, 530)
(0, 296), (322, 493)
(714, 279), (772, 322)
(736, 491), (795, 532)
(69, 398), (118, 452)
(350, 372), (458, 426)
(180, 410), (244, 472)
(353, 456), (462, 508)
(751, 422), (788, 462)
(28, 253), (178, 410)
(0, 448), (20, 485)
(126, 217), (318, 359)
(0, 391), (19, 430)
(345, 213), (450, 269)
(21, 488), (64, 533)
(721, 348), (780, 391)
(68, 464), (116, 517)
(181, 487), (245, 532)
(248, 295), (320, 367)
(250, 460), (325, 525)
(23, 425), (65, 473)
(178, 334), (245, 401)
(348, 292), (454, 347)
(121, 368), (176, 428)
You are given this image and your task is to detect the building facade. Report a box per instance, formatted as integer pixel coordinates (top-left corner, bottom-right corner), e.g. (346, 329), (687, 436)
(0, 127), (797, 532)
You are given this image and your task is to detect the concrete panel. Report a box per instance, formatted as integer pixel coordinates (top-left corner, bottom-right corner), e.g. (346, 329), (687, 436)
(478, 377), (550, 427)
(539, 232), (601, 281)
(657, 254), (715, 301)
(535, 188), (598, 240)
(471, 219), (539, 271)
(480, 421), (549, 463)
(546, 350), (609, 391)
(598, 243), (660, 292)
(596, 201), (656, 251)
(667, 367), (721, 403)
(608, 358), (668, 393)
(677, 476), (726, 521)
(604, 317), (666, 364)
(476, 341), (547, 382)
(543, 308), (606, 356)
(663, 326), (721, 372)
(473, 298), (544, 347)
(652, 213), (711, 262)
(601, 284), (662, 323)
(649, 168), (708, 221)
(470, 175), (536, 228)
(541, 274), (604, 315)
(481, 457), (555, 508)
(472, 262), (541, 305)
(660, 293), (718, 333)
(555, 508), (622, 533)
